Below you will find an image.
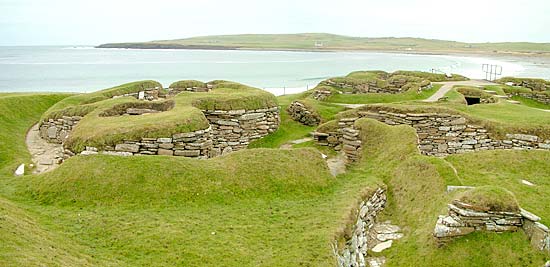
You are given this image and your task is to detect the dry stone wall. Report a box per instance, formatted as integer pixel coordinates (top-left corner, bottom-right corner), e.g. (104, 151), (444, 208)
(39, 116), (82, 144)
(323, 79), (431, 94)
(314, 110), (550, 161)
(61, 107), (280, 159)
(433, 200), (550, 251)
(287, 101), (321, 126)
(113, 89), (162, 101)
(41, 87), (280, 160)
(168, 84), (213, 96)
(74, 126), (214, 158)
(335, 188), (387, 267)
(312, 89), (333, 101)
(507, 92), (550, 105)
(203, 107), (280, 155)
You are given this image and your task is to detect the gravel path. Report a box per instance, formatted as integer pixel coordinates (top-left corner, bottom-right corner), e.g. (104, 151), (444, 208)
(26, 123), (64, 174)
(424, 80), (497, 102)
(326, 152), (346, 177)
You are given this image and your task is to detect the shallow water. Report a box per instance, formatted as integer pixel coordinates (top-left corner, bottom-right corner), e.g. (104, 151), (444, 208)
(0, 46), (548, 95)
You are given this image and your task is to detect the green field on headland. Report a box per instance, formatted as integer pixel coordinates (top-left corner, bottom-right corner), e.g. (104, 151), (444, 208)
(97, 33), (550, 57)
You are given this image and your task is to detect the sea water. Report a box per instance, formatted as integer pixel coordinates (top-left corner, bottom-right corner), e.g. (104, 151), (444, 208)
(0, 46), (548, 95)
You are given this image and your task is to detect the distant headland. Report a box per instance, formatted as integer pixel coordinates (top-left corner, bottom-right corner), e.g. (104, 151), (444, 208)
(96, 33), (550, 58)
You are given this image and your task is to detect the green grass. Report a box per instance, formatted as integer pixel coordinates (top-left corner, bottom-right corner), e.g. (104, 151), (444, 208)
(0, 93), (114, 266)
(2, 92), (549, 266)
(446, 150), (550, 225)
(98, 33), (550, 57)
(511, 95), (550, 110)
(497, 77), (550, 91)
(21, 148), (333, 207)
(326, 84), (442, 104)
(300, 98), (347, 121)
(0, 93), (382, 266)
(340, 89), (550, 139)
(249, 93), (315, 148)
(42, 80), (163, 120)
(0, 94), (69, 175)
(352, 119), (548, 266)
(49, 81), (278, 152)
(457, 186), (519, 212)
(249, 92), (345, 148)
(168, 80), (206, 89)
(392, 70), (468, 82)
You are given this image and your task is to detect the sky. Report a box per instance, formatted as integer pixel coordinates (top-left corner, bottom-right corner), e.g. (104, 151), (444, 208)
(1, 0), (549, 45)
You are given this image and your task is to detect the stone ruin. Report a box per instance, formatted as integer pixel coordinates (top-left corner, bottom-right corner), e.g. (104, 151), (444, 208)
(321, 76), (432, 95)
(434, 199), (549, 252)
(287, 101), (321, 126)
(335, 188), (401, 267)
(39, 83), (280, 160)
(314, 109), (550, 163)
(311, 88), (333, 101)
(506, 91), (550, 105)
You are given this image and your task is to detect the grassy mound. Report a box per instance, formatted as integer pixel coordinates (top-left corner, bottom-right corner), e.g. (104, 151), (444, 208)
(47, 80), (278, 152)
(392, 70), (469, 82)
(42, 80), (163, 120)
(458, 186), (520, 212)
(0, 94), (115, 266)
(334, 99), (550, 140)
(447, 150), (550, 225)
(0, 94), (70, 175)
(455, 86), (498, 103)
(349, 119), (547, 266)
(2, 90), (549, 266)
(0, 196), (106, 266)
(323, 70), (434, 94)
(168, 80), (206, 89)
(497, 77), (550, 91)
(21, 148), (332, 207)
(317, 70), (446, 104)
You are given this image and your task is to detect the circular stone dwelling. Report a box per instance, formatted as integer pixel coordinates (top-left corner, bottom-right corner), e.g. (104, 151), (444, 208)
(39, 80), (280, 159)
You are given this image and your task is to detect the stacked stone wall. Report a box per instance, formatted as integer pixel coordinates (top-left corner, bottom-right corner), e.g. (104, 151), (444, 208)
(58, 107), (280, 159)
(323, 79), (431, 94)
(39, 116), (82, 144)
(433, 200), (550, 251)
(287, 101), (321, 126)
(203, 107), (280, 155)
(314, 110), (550, 161)
(74, 126), (214, 158)
(168, 84), (213, 96)
(113, 89), (162, 101)
(335, 188), (387, 267)
(311, 89), (333, 101)
(507, 92), (550, 105)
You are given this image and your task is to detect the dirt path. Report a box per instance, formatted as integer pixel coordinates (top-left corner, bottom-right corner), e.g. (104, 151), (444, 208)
(424, 80), (496, 102)
(279, 137), (313, 149)
(333, 103), (366, 109)
(279, 137), (346, 176)
(326, 152), (346, 177)
(26, 123), (64, 174)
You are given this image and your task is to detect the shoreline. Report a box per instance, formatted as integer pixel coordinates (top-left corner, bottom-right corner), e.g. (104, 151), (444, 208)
(95, 45), (550, 67)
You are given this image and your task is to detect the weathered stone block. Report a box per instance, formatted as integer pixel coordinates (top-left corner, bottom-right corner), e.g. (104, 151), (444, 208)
(115, 143), (140, 153)
(157, 149), (174, 156)
(174, 150), (200, 157)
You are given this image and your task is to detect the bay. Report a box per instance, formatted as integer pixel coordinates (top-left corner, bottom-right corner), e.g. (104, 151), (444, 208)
(0, 46), (548, 95)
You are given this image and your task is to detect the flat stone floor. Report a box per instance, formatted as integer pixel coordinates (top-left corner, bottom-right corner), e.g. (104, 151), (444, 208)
(26, 123), (64, 174)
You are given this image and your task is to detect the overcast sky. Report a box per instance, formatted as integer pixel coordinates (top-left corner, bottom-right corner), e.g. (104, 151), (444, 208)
(1, 0), (549, 45)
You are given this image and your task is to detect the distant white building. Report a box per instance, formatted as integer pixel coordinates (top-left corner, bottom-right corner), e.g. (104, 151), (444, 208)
(314, 41), (324, 47)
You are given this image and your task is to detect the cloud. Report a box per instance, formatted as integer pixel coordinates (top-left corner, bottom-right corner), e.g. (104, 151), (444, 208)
(0, 0), (548, 45)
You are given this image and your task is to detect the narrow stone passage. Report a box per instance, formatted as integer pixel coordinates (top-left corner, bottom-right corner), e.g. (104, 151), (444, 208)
(326, 152), (346, 177)
(279, 137), (346, 176)
(26, 123), (64, 174)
